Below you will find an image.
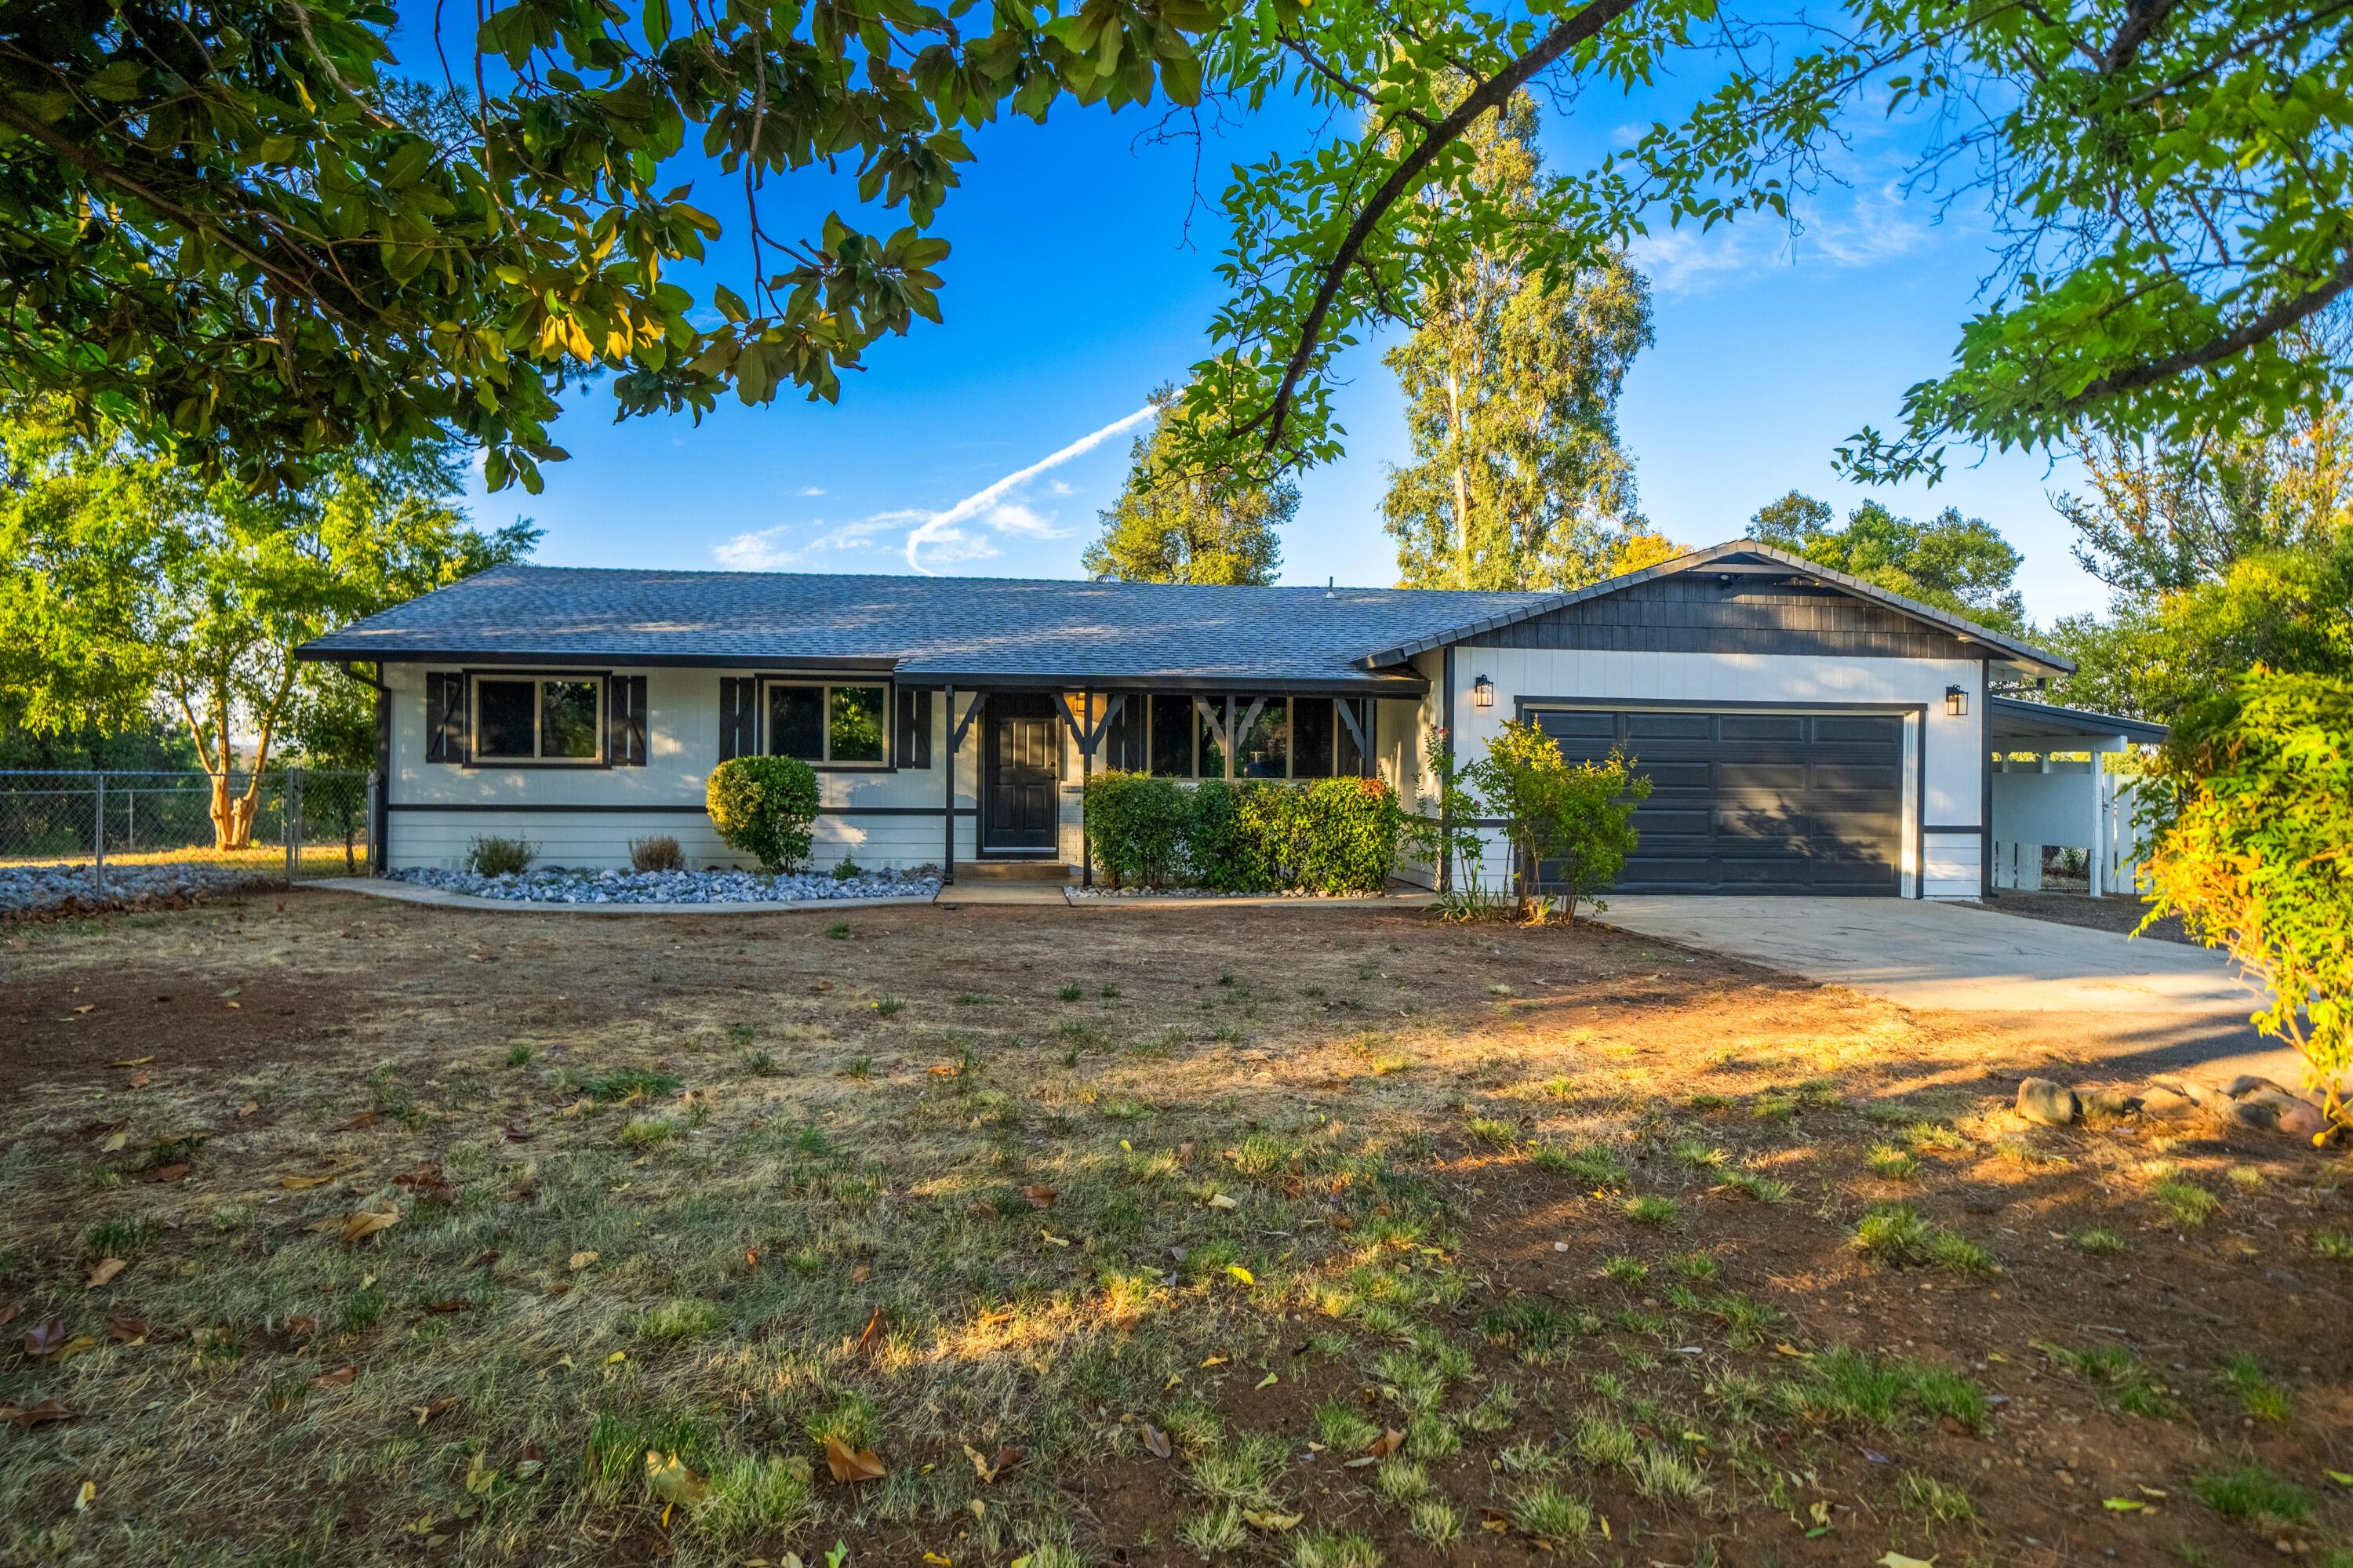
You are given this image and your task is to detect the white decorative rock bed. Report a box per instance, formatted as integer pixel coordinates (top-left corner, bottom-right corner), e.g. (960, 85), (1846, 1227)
(0, 862), (278, 918)
(387, 867), (940, 905)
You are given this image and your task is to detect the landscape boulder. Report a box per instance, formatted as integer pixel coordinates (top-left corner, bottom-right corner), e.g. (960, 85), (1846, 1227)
(2016, 1078), (2079, 1126)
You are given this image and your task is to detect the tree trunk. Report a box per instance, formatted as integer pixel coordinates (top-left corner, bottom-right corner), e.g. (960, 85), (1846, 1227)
(1445, 366), (1473, 588)
(209, 773), (259, 851)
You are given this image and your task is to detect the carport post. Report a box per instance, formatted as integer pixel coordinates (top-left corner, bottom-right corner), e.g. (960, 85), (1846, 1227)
(2089, 735), (2122, 898)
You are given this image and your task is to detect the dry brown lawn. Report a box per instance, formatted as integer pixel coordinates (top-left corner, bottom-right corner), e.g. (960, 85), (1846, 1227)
(1, 892), (2348, 1568)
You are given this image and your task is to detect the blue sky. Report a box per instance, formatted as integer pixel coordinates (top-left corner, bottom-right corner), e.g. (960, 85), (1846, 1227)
(432, 29), (2112, 625)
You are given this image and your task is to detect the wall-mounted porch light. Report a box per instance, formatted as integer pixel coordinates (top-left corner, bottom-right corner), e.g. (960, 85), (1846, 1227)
(1472, 674), (1495, 708)
(1945, 684), (1968, 717)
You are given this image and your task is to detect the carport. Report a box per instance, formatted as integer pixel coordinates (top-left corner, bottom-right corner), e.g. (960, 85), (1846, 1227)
(1986, 697), (2169, 897)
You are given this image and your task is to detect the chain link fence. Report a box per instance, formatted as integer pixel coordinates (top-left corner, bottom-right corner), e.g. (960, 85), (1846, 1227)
(0, 769), (376, 914)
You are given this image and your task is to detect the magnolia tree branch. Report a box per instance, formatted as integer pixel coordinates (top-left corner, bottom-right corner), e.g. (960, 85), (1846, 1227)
(1235, 0), (1644, 449)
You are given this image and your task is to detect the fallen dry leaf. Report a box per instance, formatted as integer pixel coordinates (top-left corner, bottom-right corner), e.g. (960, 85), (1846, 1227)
(280, 1173), (333, 1190)
(568, 1250), (598, 1271)
(287, 1314), (316, 1336)
(84, 1258), (126, 1289)
(238, 1100), (259, 1118)
(341, 1206), (402, 1245)
(0, 1300), (23, 1331)
(23, 1315), (69, 1356)
(928, 1063), (960, 1077)
(147, 1162), (189, 1184)
(333, 1112), (376, 1132)
(856, 1305), (884, 1355)
(1020, 1184), (1057, 1209)
(126, 1073), (151, 1089)
(646, 1449), (711, 1508)
(105, 1316), (148, 1344)
(1244, 1509), (1303, 1532)
(1366, 1428), (1406, 1460)
(315, 1365), (360, 1388)
(1140, 1422), (1172, 1460)
(823, 1435), (888, 1485)
(107, 1056), (153, 1068)
(73, 1480), (96, 1512)
(101, 1131), (128, 1152)
(2, 1399), (76, 1427)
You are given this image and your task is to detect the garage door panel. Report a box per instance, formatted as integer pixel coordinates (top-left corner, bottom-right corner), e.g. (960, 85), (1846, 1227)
(1530, 707), (1905, 896)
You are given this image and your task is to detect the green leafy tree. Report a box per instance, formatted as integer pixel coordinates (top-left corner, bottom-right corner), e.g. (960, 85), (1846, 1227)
(2142, 671), (2353, 1126)
(0, 416), (536, 846)
(5, 0), (2348, 495)
(1378, 87), (1660, 591)
(1462, 719), (1653, 922)
(1084, 391), (1292, 584)
(1748, 494), (2028, 634)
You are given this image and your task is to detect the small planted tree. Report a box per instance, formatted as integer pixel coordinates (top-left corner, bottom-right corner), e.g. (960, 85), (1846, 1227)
(1464, 719), (1652, 924)
(706, 757), (821, 873)
(2142, 670), (2352, 1130)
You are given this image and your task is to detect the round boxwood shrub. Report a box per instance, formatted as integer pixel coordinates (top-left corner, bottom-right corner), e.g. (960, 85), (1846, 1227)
(1082, 771), (1189, 888)
(706, 756), (821, 872)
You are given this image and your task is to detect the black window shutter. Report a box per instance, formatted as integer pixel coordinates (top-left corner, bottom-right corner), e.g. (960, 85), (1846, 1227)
(718, 678), (755, 760)
(609, 675), (649, 766)
(426, 672), (467, 764)
(896, 687), (933, 769)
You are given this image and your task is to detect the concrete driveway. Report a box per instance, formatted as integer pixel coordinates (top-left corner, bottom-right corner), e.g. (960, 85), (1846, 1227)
(1593, 895), (2307, 1089)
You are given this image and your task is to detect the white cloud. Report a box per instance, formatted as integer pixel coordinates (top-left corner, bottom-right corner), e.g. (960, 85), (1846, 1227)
(903, 405), (1154, 572)
(796, 485), (826, 497)
(708, 406), (1154, 574)
(1631, 172), (1940, 297)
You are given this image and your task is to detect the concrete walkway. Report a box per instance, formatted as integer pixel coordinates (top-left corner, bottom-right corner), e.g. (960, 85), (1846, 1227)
(307, 877), (937, 915)
(1594, 894), (2311, 1090)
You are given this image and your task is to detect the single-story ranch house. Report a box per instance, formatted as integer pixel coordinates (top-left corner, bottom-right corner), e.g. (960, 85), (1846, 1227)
(297, 539), (2155, 898)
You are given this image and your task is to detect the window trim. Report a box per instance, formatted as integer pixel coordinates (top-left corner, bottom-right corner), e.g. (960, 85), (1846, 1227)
(448, 670), (614, 769)
(757, 675), (898, 771)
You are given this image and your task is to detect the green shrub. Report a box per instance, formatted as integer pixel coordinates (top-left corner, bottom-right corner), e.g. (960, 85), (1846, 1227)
(2144, 671), (2352, 1124)
(1185, 778), (1269, 891)
(1463, 719), (1652, 922)
(627, 835), (686, 871)
(465, 835), (533, 875)
(1297, 777), (1403, 893)
(1083, 771), (1190, 887)
(706, 756), (821, 872)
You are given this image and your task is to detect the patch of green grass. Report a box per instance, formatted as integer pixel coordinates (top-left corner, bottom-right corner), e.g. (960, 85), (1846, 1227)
(2191, 1462), (2311, 1527)
(1056, 982), (1083, 1001)
(2152, 1177), (2221, 1228)
(616, 1114), (678, 1148)
(1899, 1471), (1977, 1525)
(803, 1392), (879, 1450)
(1464, 1115), (1520, 1149)
(871, 995), (906, 1017)
(2072, 1225), (2127, 1255)
(1479, 1298), (1581, 1357)
(1289, 1527), (1380, 1568)
(1406, 1497), (1462, 1547)
(1671, 1139), (1727, 1170)
(1750, 1090), (1797, 1122)
(1188, 1431), (1290, 1512)
(1669, 1251), (1718, 1281)
(2216, 1352), (2293, 1424)
(698, 1451), (815, 1545)
(1312, 1399), (1380, 1453)
(1630, 1444), (1709, 1504)
(1572, 1413), (1637, 1471)
(1371, 1456), (1432, 1507)
(1715, 1169), (1793, 1204)
(1780, 1344), (1989, 1432)
(1404, 1412), (1460, 1460)
(82, 1217), (164, 1257)
(1531, 1142), (1630, 1185)
(636, 1297), (725, 1341)
(576, 1068), (682, 1102)
(1624, 1195), (1682, 1228)
(1509, 1481), (1595, 1544)
(2314, 1228), (2353, 1260)
(825, 921), (850, 940)
(1904, 1119), (1969, 1153)
(504, 1042), (533, 1068)
(1687, 1092), (1731, 1112)
(2040, 1342), (2180, 1419)
(1866, 1144), (1918, 1180)
(1851, 1202), (1994, 1273)
(1178, 1504), (1247, 1555)
(1602, 1255), (1649, 1285)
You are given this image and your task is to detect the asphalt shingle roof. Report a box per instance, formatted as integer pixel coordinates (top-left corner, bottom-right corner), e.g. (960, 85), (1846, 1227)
(296, 566), (1551, 689)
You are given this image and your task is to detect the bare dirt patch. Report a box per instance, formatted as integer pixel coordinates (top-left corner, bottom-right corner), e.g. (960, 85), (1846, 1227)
(0, 893), (2344, 1568)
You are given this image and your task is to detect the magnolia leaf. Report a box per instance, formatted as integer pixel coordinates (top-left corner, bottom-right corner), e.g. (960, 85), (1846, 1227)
(315, 1365), (359, 1388)
(1367, 1428), (1405, 1459)
(341, 1206), (401, 1245)
(646, 1449), (711, 1508)
(823, 1435), (887, 1484)
(568, 1250), (598, 1271)
(1227, 1265), (1255, 1286)
(1243, 1509), (1303, 1531)
(1020, 1184), (1056, 1208)
(280, 1173), (333, 1189)
(84, 1258), (126, 1289)
(1207, 1193), (1238, 1210)
(1140, 1422), (1172, 1460)
(1, 1399), (77, 1428)
(73, 1480), (96, 1512)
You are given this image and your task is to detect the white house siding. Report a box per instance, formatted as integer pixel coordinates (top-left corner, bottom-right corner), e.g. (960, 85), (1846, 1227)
(382, 664), (973, 871)
(1438, 648), (1990, 900)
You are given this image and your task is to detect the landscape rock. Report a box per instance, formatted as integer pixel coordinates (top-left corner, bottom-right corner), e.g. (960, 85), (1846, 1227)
(2227, 1097), (2284, 1132)
(388, 865), (939, 906)
(2238, 1088), (2326, 1141)
(0, 861), (273, 919)
(2220, 1074), (2293, 1100)
(2078, 1089), (2142, 1120)
(2138, 1086), (2199, 1122)
(2016, 1077), (2080, 1126)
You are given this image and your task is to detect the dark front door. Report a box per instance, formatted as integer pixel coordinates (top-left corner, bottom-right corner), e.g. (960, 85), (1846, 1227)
(1533, 707), (1905, 896)
(984, 696), (1059, 853)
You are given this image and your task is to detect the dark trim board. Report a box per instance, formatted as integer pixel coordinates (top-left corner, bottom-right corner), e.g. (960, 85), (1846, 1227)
(1923, 824), (1987, 834)
(388, 802), (977, 817)
(1515, 697), (1929, 898)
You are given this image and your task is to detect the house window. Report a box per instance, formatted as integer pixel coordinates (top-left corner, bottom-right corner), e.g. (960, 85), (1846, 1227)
(472, 676), (603, 763)
(1148, 693), (1195, 777)
(765, 681), (891, 766)
(1236, 697), (1289, 778)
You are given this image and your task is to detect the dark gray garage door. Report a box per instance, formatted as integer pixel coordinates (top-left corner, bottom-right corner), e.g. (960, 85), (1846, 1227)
(1533, 708), (1905, 896)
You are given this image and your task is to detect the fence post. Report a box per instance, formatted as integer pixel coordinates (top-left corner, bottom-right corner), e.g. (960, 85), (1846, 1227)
(365, 773), (380, 876)
(284, 769), (300, 885)
(93, 772), (106, 899)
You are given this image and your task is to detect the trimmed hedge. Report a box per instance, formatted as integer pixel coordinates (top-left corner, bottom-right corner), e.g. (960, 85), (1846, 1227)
(1082, 771), (1402, 894)
(707, 755), (821, 871)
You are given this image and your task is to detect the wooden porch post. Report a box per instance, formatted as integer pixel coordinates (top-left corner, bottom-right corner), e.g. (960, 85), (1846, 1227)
(943, 682), (957, 885)
(1081, 688), (1093, 889)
